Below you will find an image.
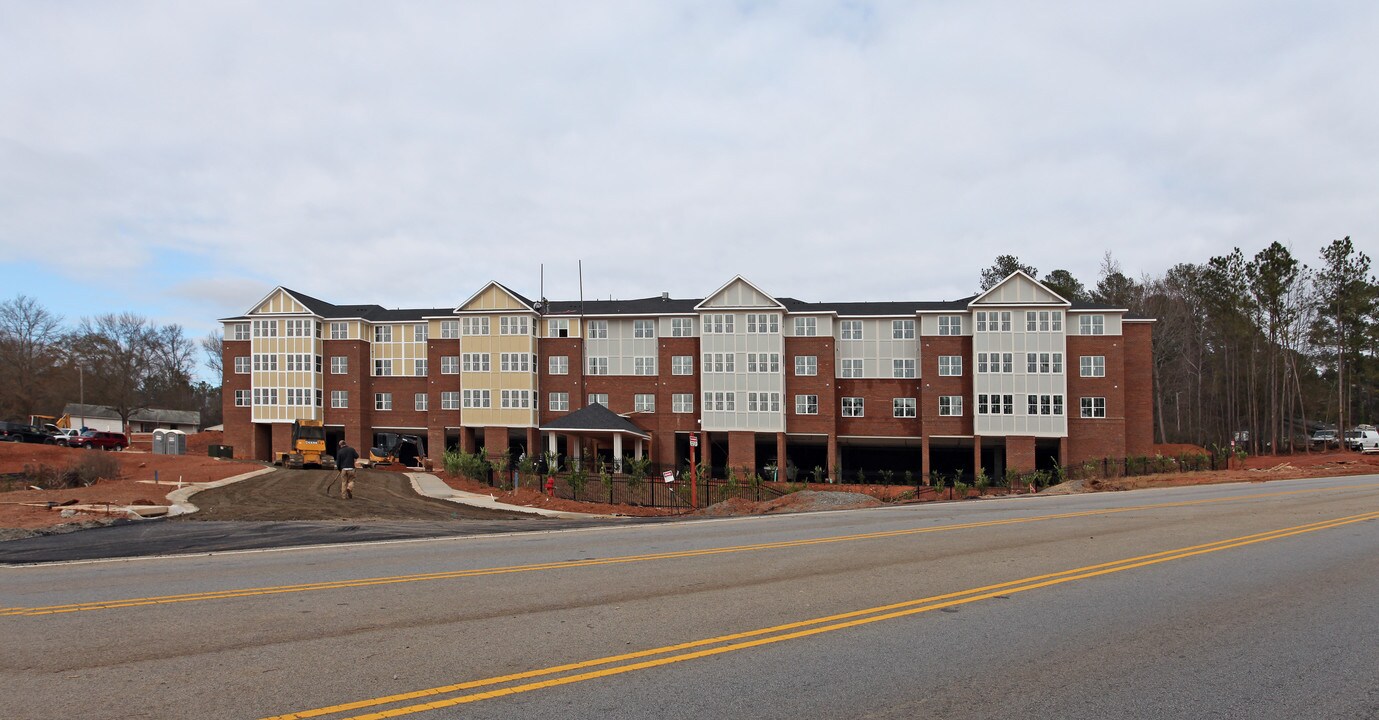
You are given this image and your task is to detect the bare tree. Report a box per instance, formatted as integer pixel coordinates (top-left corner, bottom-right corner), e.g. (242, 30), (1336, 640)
(200, 330), (224, 377)
(0, 295), (65, 419)
(72, 313), (158, 431)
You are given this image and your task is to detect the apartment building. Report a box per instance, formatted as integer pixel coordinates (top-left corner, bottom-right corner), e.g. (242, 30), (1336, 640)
(220, 272), (1153, 481)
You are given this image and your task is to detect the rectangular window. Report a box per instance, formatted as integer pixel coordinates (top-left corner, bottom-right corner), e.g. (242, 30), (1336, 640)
(746, 353), (780, 373)
(1080, 355), (1106, 377)
(1081, 397), (1107, 418)
(937, 316), (961, 335)
(234, 389), (251, 407)
(415, 358), (428, 377)
(234, 356), (250, 374)
(326, 321), (345, 340)
(587, 393), (609, 407)
(938, 356), (961, 376)
(548, 356), (568, 375)
(374, 325), (393, 343)
(549, 392), (569, 412)
(1028, 394), (1064, 416)
(413, 324), (428, 342)
(703, 314), (735, 334)
(375, 393), (392, 411)
(634, 394), (655, 412)
(547, 319), (570, 338)
(441, 356), (459, 374)
(841, 359), (863, 378)
(840, 320), (863, 340)
(500, 390), (530, 409)
(1079, 315), (1105, 335)
(795, 355), (817, 376)
(461, 353), (491, 372)
(671, 356), (693, 375)
(745, 392), (780, 412)
(892, 319), (915, 339)
(373, 359), (392, 376)
(284, 319), (309, 337)
(794, 317), (817, 336)
(633, 357), (657, 376)
(671, 318), (694, 337)
(977, 394), (1015, 415)
(499, 316), (530, 335)
(633, 319), (656, 338)
(672, 394), (694, 413)
(252, 354), (278, 372)
(977, 353), (989, 374)
(701, 392), (735, 411)
(841, 397), (864, 417)
(415, 393), (428, 411)
(1026, 310), (1063, 332)
(252, 319), (278, 338)
(587, 357), (609, 375)
(440, 320), (460, 339)
(587, 320), (608, 339)
(462, 389), (491, 408)
(746, 314), (780, 333)
(252, 388), (278, 405)
(233, 323), (251, 341)
(702, 353), (735, 373)
(939, 396), (962, 416)
(462, 317), (490, 336)
(893, 397), (917, 418)
(795, 394), (819, 415)
(441, 391), (460, 410)
(892, 359), (916, 378)
(500, 353), (530, 373)
(1001, 353), (1013, 373)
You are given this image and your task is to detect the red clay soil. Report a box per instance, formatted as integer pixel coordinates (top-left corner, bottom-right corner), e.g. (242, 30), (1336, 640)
(1079, 449), (1379, 493)
(0, 442), (262, 530)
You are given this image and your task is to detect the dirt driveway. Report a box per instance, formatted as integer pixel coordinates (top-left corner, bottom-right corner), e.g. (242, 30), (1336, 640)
(182, 469), (530, 521)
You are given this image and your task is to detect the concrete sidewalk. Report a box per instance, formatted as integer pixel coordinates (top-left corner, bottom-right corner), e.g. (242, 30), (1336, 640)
(407, 473), (610, 519)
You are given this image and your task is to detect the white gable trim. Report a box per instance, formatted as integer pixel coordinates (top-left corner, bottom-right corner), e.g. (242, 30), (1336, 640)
(454, 281), (534, 314)
(693, 275), (786, 310)
(967, 270), (1070, 307)
(244, 286), (321, 317)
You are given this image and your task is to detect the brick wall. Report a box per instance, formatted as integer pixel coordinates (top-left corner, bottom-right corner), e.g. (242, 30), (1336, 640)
(221, 340), (253, 459)
(1066, 335), (1128, 463)
(919, 336), (973, 437)
(784, 337), (837, 435)
(835, 378), (922, 438)
(1122, 322), (1154, 457)
(322, 339), (373, 450)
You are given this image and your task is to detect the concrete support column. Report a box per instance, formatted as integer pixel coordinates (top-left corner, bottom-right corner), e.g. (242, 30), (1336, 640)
(525, 426), (540, 458)
(565, 434), (581, 468)
(613, 433), (623, 472)
(482, 426), (507, 460)
(727, 431), (755, 479)
(272, 423), (293, 459)
(427, 426), (446, 464)
(1059, 437), (1069, 469)
(459, 427), (475, 453)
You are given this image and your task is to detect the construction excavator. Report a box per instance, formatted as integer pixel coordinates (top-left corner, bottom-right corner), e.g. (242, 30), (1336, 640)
(366, 432), (424, 468)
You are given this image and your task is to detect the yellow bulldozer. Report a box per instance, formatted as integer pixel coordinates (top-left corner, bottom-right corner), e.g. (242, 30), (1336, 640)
(276, 419), (336, 470)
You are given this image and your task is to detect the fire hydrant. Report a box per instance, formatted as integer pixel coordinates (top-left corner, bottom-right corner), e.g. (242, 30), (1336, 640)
(546, 476), (555, 496)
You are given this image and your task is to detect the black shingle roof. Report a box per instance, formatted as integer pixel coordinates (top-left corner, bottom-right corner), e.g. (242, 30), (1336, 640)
(539, 404), (651, 437)
(220, 287), (1138, 322)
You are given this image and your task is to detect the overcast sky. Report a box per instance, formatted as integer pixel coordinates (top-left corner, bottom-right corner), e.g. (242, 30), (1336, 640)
(2, 1), (1376, 362)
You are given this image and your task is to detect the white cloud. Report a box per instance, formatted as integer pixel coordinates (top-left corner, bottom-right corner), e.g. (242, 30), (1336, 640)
(1, 0), (1376, 321)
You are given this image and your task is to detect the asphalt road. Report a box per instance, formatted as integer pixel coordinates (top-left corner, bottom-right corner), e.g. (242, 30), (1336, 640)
(2, 474), (1377, 720)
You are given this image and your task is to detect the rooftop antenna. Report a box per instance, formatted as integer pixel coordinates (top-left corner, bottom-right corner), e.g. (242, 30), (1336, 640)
(579, 260), (586, 404)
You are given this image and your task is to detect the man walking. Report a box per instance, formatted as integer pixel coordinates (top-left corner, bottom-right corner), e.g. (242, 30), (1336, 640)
(335, 440), (360, 499)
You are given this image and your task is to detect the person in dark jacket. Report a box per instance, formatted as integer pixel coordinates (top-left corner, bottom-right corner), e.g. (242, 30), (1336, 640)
(335, 441), (360, 499)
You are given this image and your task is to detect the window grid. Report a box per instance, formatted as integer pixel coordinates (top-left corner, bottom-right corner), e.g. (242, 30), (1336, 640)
(795, 395), (819, 415)
(548, 356), (569, 375)
(1081, 397), (1107, 418)
(841, 397), (864, 417)
(671, 356), (694, 375)
(893, 398), (917, 418)
(794, 355), (817, 376)
(892, 320), (915, 339)
(892, 359), (916, 378)
(939, 396), (962, 416)
(794, 317), (817, 336)
(1080, 355), (1106, 377)
(938, 356), (961, 376)
(375, 393), (392, 411)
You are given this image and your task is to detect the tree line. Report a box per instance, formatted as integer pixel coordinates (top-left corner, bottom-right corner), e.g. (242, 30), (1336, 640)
(0, 296), (222, 430)
(982, 237), (1379, 453)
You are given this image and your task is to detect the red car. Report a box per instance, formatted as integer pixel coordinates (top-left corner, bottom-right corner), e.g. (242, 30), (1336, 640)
(73, 430), (129, 451)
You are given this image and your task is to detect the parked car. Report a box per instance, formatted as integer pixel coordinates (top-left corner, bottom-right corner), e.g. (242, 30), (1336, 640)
(72, 430), (129, 451)
(53, 428), (84, 446)
(1345, 429), (1379, 453)
(1310, 430), (1340, 449)
(0, 421), (56, 444)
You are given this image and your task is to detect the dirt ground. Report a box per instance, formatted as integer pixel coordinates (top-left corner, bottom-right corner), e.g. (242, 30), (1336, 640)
(182, 468), (532, 521)
(0, 441), (261, 530)
(1049, 449), (1379, 494)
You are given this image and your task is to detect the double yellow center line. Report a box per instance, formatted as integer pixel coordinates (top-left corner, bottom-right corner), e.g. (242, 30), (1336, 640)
(3, 483), (1375, 618)
(264, 508), (1379, 720)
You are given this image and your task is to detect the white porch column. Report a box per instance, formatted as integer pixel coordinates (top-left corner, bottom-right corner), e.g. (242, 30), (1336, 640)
(613, 433), (623, 473)
(547, 432), (558, 456)
(635, 438), (643, 460)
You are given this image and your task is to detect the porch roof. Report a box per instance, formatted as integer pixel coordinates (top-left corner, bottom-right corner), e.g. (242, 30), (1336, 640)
(539, 404), (651, 440)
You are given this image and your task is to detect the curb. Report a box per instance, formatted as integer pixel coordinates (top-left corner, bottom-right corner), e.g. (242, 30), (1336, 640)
(405, 472), (610, 519)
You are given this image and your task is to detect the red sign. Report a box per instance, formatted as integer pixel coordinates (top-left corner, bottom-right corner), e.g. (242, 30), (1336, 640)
(689, 433), (698, 447)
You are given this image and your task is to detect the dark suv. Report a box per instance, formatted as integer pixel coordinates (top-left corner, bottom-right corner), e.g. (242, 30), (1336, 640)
(72, 430), (129, 451)
(0, 421), (56, 444)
